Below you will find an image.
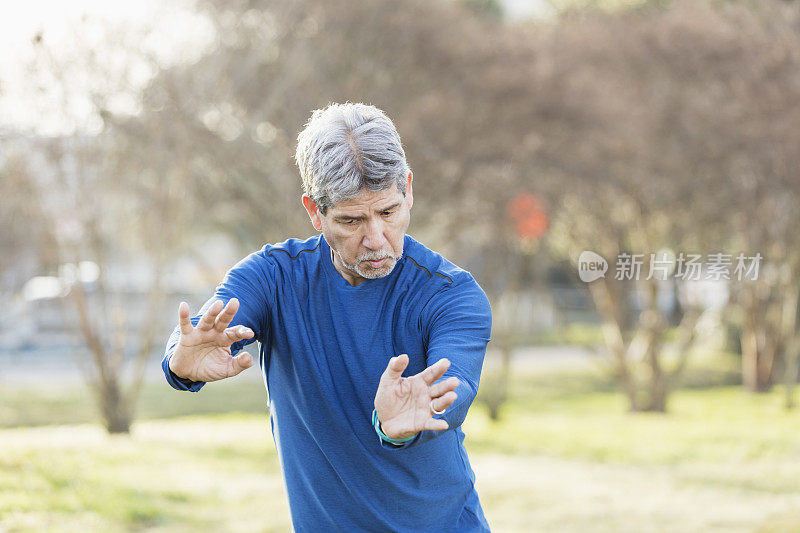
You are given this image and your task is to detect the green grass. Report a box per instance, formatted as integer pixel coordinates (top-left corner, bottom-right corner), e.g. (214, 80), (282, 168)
(528, 321), (607, 347)
(0, 379), (268, 428)
(4, 362), (800, 531)
(0, 414), (289, 532)
(468, 365), (800, 478)
(469, 385), (800, 467)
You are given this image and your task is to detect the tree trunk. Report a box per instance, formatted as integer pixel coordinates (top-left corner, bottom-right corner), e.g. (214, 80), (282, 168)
(484, 345), (512, 422)
(590, 277), (690, 413)
(98, 376), (133, 434)
(741, 283), (777, 392)
(782, 284), (800, 409)
(589, 278), (639, 410)
(783, 336), (800, 409)
(68, 274), (150, 434)
(639, 281), (667, 412)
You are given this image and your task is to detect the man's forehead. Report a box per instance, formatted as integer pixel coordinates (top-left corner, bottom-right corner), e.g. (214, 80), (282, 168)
(329, 186), (403, 212)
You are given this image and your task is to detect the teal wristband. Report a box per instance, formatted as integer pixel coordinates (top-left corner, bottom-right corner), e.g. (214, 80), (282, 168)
(372, 409), (416, 444)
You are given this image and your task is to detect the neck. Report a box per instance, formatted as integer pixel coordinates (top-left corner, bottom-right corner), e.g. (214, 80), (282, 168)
(330, 248), (365, 286)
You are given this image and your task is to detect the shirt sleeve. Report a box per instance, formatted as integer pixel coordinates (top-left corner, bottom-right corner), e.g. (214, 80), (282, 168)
(381, 276), (492, 450)
(162, 249), (276, 392)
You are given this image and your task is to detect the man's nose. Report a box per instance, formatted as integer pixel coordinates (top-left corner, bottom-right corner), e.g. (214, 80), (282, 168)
(362, 219), (388, 250)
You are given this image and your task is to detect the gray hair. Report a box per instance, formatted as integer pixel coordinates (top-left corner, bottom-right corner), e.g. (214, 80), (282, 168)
(295, 103), (410, 214)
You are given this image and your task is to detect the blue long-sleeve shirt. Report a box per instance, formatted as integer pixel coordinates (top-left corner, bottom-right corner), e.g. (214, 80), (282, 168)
(162, 233), (492, 531)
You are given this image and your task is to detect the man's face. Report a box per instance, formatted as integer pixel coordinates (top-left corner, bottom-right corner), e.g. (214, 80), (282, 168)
(303, 173), (413, 286)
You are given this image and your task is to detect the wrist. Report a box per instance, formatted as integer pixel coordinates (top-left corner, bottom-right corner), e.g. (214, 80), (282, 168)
(168, 355), (191, 381)
(384, 426), (417, 440)
(372, 410), (417, 444)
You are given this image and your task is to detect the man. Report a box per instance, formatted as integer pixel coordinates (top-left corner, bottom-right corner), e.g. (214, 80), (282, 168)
(162, 103), (492, 531)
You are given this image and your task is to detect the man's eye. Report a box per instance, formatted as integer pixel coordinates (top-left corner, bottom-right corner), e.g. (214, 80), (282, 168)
(342, 219), (356, 225)
(381, 210), (394, 217)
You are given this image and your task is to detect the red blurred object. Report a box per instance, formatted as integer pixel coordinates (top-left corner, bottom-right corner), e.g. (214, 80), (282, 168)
(508, 193), (548, 240)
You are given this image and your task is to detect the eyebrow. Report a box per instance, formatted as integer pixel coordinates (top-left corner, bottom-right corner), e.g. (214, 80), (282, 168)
(378, 202), (401, 213)
(333, 202), (401, 222)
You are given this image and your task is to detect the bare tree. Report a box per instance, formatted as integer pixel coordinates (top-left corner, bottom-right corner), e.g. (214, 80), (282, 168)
(18, 0), (800, 424)
(514, 0), (800, 409)
(17, 22), (202, 433)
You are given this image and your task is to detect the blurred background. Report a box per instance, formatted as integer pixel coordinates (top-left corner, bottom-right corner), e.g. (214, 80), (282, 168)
(2, 0), (800, 531)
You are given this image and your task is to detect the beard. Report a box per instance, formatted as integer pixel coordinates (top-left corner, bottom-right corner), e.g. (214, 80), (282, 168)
(341, 250), (399, 279)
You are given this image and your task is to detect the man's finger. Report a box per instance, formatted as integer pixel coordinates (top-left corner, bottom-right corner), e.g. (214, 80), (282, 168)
(228, 351), (254, 377)
(178, 302), (193, 336)
(381, 353), (409, 382)
(430, 391), (457, 413)
(197, 300), (223, 331)
(428, 376), (460, 398)
(419, 358), (450, 385)
(225, 325), (255, 343)
(214, 298), (240, 332)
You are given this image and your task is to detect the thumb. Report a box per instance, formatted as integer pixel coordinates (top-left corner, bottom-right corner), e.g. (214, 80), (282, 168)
(229, 351), (254, 376)
(382, 353), (409, 381)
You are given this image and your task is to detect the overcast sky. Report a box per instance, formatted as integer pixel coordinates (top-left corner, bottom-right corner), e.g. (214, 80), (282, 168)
(0, 0), (211, 135)
(0, 0), (547, 135)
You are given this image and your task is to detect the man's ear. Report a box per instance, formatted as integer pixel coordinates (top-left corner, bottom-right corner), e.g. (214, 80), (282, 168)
(405, 172), (414, 210)
(302, 195), (324, 231)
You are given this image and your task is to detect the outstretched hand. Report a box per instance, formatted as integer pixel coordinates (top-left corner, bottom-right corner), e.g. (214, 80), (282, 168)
(373, 354), (460, 440)
(168, 299), (255, 382)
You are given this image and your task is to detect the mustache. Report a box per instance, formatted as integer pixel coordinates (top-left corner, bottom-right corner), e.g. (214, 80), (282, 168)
(358, 251), (395, 262)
